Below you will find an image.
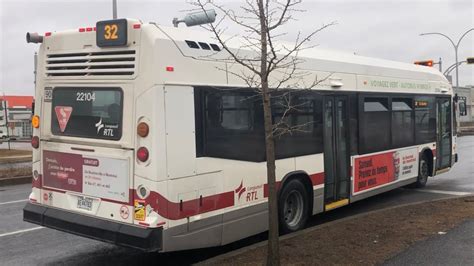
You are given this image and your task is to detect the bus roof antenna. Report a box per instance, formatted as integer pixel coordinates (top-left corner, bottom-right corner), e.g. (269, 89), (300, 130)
(173, 9), (216, 28)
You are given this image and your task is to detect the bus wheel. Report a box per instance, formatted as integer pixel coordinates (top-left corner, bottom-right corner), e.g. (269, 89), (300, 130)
(278, 179), (309, 233)
(414, 156), (429, 188)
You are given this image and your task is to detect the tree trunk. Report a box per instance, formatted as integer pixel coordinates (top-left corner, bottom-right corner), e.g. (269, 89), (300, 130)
(258, 1), (280, 265)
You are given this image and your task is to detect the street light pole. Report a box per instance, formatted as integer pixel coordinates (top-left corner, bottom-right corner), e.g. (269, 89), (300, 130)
(420, 28), (474, 88)
(444, 61), (467, 77)
(112, 0), (117, 19)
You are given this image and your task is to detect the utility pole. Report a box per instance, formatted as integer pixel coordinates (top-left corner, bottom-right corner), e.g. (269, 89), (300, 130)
(112, 0), (117, 19)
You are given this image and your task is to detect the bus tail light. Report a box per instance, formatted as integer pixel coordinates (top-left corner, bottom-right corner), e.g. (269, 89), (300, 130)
(137, 122), (149, 137)
(32, 115), (40, 128)
(137, 147), (149, 162)
(31, 136), (39, 149)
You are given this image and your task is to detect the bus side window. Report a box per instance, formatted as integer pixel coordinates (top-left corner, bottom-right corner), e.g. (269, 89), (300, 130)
(195, 86), (265, 162)
(272, 91), (323, 159)
(414, 96), (436, 144)
(391, 97), (414, 148)
(359, 96), (390, 154)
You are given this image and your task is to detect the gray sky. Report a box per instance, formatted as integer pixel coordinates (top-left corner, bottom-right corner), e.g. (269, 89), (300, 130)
(0, 0), (473, 95)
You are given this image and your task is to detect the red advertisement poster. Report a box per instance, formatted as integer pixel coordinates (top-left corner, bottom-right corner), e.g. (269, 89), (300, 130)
(354, 151), (396, 193)
(42, 150), (129, 202)
(43, 150), (83, 192)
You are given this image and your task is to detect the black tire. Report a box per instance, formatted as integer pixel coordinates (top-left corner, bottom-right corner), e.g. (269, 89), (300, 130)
(278, 179), (309, 234)
(413, 156), (429, 188)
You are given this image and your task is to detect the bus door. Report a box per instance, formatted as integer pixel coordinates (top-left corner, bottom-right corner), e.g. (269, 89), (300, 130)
(323, 95), (350, 210)
(436, 97), (452, 170)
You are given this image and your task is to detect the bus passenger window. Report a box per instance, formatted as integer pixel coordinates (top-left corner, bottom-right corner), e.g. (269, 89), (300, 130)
(391, 98), (414, 148)
(272, 91), (323, 159)
(414, 96), (436, 144)
(195, 87), (265, 162)
(359, 96), (390, 154)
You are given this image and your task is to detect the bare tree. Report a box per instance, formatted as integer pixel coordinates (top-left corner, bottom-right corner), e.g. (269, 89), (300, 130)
(189, 1), (335, 264)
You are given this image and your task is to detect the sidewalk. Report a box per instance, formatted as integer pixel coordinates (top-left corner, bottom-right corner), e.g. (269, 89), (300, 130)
(201, 196), (474, 265)
(384, 220), (474, 265)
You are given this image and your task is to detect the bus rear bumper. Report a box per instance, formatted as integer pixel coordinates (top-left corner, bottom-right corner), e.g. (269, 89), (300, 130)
(23, 202), (162, 251)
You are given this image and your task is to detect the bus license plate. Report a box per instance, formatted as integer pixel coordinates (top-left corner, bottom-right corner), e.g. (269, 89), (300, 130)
(77, 196), (93, 211)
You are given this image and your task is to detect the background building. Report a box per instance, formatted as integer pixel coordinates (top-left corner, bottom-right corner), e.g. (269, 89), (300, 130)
(0, 95), (34, 139)
(454, 86), (474, 122)
(454, 86), (474, 135)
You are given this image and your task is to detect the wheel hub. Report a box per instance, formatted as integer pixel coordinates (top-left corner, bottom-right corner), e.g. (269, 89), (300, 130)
(283, 190), (304, 227)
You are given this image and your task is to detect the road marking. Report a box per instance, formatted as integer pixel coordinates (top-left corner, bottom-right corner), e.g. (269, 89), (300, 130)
(0, 227), (43, 238)
(414, 189), (472, 196)
(0, 199), (28, 206)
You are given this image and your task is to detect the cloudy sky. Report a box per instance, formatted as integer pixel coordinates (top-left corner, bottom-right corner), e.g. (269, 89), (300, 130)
(0, 0), (473, 95)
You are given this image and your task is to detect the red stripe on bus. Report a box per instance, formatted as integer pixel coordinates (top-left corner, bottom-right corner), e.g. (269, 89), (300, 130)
(41, 172), (323, 221)
(141, 190), (234, 220)
(263, 172), (325, 198)
(310, 172), (325, 186)
(40, 186), (233, 220)
(32, 175), (42, 189)
(42, 187), (134, 205)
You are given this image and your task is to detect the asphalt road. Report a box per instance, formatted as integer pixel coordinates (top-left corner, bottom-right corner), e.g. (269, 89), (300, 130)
(385, 220), (474, 266)
(0, 136), (473, 265)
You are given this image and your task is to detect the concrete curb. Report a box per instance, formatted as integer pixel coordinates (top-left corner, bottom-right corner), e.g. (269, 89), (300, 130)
(0, 175), (32, 187)
(196, 195), (473, 265)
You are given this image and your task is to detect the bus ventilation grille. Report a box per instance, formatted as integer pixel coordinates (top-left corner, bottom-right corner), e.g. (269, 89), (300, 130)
(45, 50), (136, 77)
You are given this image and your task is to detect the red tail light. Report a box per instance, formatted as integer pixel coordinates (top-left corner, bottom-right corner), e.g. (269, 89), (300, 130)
(31, 136), (39, 149)
(137, 147), (149, 162)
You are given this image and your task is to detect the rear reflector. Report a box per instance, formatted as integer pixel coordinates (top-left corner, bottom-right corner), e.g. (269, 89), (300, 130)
(31, 136), (39, 149)
(133, 24), (141, 29)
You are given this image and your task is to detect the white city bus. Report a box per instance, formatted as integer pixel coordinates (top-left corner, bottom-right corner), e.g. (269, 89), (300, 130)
(24, 18), (457, 252)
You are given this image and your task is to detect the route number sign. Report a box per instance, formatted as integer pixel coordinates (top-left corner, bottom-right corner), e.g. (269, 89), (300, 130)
(96, 19), (128, 47)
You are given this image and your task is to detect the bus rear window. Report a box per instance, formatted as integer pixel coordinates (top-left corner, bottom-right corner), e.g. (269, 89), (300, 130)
(51, 88), (122, 140)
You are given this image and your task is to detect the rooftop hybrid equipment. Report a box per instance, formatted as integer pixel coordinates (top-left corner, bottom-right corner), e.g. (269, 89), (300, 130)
(26, 32), (43, 44)
(26, 9), (217, 43)
(173, 9), (217, 27)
